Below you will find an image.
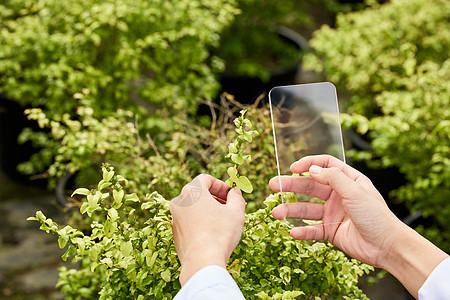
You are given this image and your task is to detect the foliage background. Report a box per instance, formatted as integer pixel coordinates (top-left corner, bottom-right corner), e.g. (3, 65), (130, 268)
(2, 0), (449, 298)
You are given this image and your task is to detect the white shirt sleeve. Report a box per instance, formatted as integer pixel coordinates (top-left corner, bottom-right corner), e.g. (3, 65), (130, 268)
(174, 265), (245, 300)
(418, 257), (450, 300)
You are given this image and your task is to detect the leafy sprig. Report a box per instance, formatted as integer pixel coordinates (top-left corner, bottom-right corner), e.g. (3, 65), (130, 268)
(225, 110), (259, 193)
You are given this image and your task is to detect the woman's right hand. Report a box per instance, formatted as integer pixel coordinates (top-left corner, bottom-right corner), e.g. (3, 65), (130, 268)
(269, 155), (449, 298)
(269, 155), (400, 268)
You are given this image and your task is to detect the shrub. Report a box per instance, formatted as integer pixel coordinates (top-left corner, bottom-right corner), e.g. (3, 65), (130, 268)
(305, 0), (450, 250)
(0, 0), (238, 117)
(215, 0), (356, 81)
(28, 111), (372, 299)
(18, 94), (277, 206)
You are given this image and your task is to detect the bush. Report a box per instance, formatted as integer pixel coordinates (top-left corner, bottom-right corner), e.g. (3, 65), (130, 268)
(0, 0), (238, 117)
(215, 0), (357, 81)
(28, 110), (372, 299)
(18, 94), (277, 206)
(305, 0), (450, 250)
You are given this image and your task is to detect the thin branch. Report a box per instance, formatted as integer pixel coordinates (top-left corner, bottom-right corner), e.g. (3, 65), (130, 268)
(145, 133), (162, 160)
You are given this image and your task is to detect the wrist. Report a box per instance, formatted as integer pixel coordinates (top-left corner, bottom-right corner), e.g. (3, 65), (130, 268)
(380, 222), (448, 298)
(179, 243), (228, 286)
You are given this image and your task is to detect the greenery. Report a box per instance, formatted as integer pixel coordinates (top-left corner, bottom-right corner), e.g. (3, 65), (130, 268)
(18, 94), (276, 205)
(305, 0), (450, 250)
(0, 0), (238, 118)
(28, 111), (372, 299)
(224, 109), (258, 193)
(215, 0), (355, 82)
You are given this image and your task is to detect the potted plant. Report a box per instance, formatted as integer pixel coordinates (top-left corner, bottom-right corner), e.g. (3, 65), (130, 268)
(0, 0), (239, 183)
(214, 0), (354, 103)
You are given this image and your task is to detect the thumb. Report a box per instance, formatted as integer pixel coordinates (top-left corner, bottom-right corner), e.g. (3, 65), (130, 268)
(226, 187), (246, 212)
(309, 165), (362, 200)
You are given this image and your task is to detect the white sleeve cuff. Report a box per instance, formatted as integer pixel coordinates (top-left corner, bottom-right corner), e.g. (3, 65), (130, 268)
(174, 265), (245, 300)
(418, 257), (450, 300)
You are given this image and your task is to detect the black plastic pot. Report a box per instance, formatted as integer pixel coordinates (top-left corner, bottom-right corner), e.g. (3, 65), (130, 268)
(218, 27), (308, 104)
(0, 96), (46, 185)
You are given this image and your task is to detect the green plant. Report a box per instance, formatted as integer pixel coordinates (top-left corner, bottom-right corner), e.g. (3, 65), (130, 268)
(215, 0), (356, 81)
(305, 0), (450, 250)
(19, 93), (278, 207)
(0, 0), (238, 117)
(28, 110), (372, 299)
(18, 95), (197, 198)
(225, 109), (259, 193)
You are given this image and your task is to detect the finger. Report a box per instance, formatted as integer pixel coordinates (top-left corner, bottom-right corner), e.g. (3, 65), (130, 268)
(308, 165), (364, 200)
(290, 155), (362, 182)
(269, 176), (332, 200)
(272, 202), (324, 220)
(193, 174), (229, 200)
(226, 187), (246, 212)
(212, 194), (227, 204)
(290, 226), (325, 241)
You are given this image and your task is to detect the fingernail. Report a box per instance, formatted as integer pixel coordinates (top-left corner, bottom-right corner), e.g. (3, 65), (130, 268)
(233, 187), (242, 196)
(309, 165), (322, 175)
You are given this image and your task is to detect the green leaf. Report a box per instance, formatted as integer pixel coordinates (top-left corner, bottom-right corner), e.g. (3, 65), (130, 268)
(235, 175), (253, 193)
(113, 189), (124, 208)
(101, 257), (113, 268)
(35, 211), (46, 222)
(108, 208), (119, 221)
(71, 188), (90, 197)
(227, 166), (238, 181)
(231, 153), (244, 165)
(243, 132), (253, 142)
(228, 142), (237, 153)
(225, 179), (233, 188)
(97, 179), (112, 191)
(80, 202), (88, 215)
(121, 240), (133, 257)
(124, 193), (139, 202)
(160, 269), (171, 282)
(61, 245), (76, 262)
(103, 169), (114, 182)
(58, 236), (69, 249)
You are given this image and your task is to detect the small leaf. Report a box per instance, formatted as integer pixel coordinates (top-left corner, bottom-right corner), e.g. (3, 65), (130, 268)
(61, 245), (76, 262)
(71, 188), (90, 197)
(103, 169), (114, 182)
(235, 175), (253, 193)
(98, 179), (112, 191)
(160, 269), (171, 282)
(227, 166), (238, 181)
(112, 189), (124, 208)
(108, 208), (118, 221)
(228, 142), (237, 153)
(80, 203), (88, 214)
(231, 153), (244, 165)
(58, 236), (68, 249)
(120, 240), (133, 257)
(225, 179), (233, 188)
(101, 257), (113, 268)
(124, 193), (139, 202)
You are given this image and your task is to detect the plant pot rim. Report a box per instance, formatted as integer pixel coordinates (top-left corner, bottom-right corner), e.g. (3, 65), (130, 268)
(221, 26), (309, 80)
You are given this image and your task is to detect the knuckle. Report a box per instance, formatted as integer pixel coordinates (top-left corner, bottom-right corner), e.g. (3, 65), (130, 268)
(327, 166), (342, 177)
(180, 185), (191, 195)
(303, 178), (315, 195)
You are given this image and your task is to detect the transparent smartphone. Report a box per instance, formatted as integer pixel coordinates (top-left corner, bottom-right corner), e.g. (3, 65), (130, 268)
(268, 82), (346, 227)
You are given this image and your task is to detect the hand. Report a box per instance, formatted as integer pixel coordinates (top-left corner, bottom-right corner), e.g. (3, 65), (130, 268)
(170, 174), (246, 286)
(269, 155), (404, 267)
(269, 155), (448, 298)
